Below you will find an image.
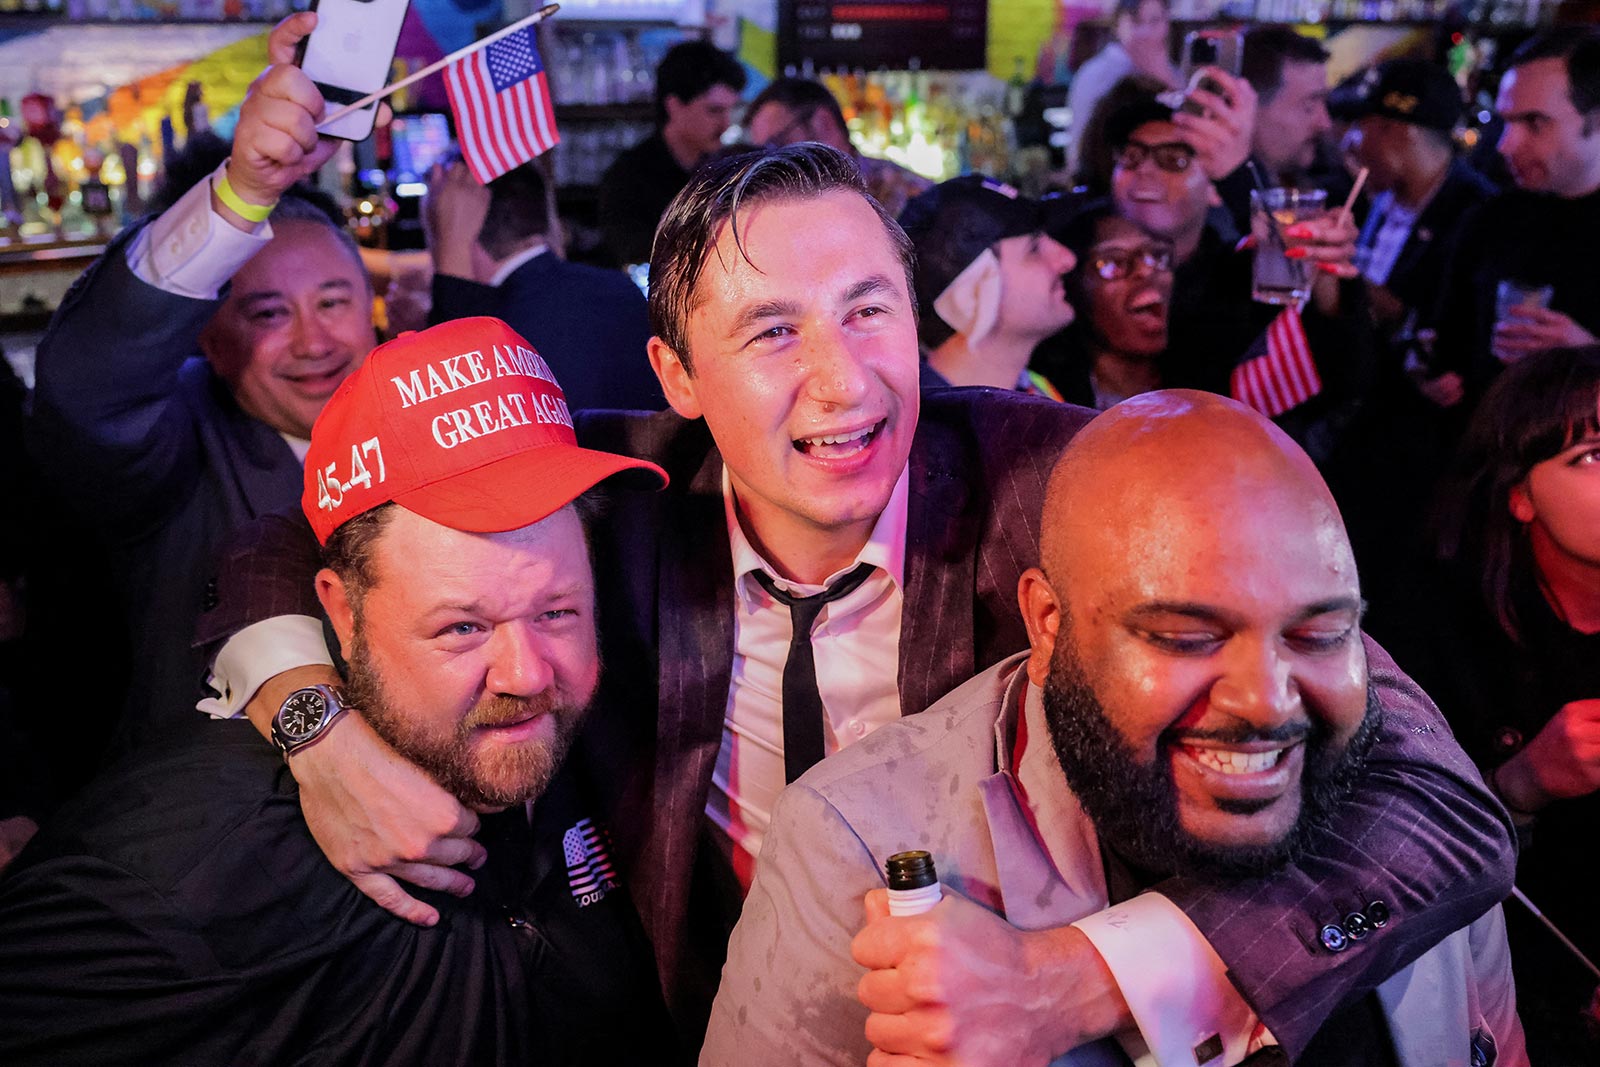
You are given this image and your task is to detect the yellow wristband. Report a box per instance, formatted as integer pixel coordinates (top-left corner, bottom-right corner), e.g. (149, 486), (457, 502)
(214, 169), (277, 223)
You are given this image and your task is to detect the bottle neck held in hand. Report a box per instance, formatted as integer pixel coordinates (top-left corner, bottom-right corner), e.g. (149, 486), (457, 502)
(885, 850), (942, 916)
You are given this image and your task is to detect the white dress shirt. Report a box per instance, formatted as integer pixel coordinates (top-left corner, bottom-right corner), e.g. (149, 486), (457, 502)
(125, 161), (272, 299)
(1357, 190), (1418, 289)
(705, 465), (909, 888)
(486, 242), (549, 287)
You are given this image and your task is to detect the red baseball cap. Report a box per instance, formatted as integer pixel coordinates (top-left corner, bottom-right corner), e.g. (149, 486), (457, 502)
(303, 317), (667, 544)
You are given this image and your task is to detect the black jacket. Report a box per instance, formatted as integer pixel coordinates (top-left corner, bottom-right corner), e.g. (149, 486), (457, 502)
(430, 252), (663, 413)
(0, 722), (673, 1066)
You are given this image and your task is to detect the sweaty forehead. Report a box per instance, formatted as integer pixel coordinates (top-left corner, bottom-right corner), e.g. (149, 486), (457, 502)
(1091, 214), (1153, 246)
(1499, 59), (1574, 115)
(1041, 392), (1350, 586)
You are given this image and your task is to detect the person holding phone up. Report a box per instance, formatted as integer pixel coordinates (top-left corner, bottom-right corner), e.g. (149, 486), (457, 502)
(26, 13), (377, 751)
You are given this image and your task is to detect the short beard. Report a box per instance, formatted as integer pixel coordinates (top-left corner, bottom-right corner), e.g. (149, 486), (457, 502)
(345, 633), (588, 811)
(1042, 639), (1379, 880)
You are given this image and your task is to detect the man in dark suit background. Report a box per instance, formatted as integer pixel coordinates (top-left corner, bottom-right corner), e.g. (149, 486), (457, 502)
(1333, 58), (1499, 630)
(201, 145), (1514, 1058)
(423, 159), (663, 412)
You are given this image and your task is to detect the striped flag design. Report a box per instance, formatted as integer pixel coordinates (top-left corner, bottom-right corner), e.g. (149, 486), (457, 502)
(443, 25), (560, 185)
(1229, 307), (1323, 418)
(563, 817), (619, 907)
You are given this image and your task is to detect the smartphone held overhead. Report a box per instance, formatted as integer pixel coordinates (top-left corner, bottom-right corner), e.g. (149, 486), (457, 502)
(296, 0), (413, 142)
(1167, 28), (1241, 117)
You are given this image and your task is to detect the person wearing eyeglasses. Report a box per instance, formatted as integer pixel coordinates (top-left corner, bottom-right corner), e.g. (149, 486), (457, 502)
(1064, 0), (1181, 178)
(896, 175), (1078, 398)
(1035, 200), (1175, 409)
(742, 77), (933, 219)
(1099, 90), (1370, 441)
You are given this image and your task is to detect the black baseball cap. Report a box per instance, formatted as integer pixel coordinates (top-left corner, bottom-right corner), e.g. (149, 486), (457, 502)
(898, 175), (1044, 322)
(1328, 59), (1463, 132)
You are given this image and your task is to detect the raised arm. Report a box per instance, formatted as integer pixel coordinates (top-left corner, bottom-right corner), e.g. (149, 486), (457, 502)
(29, 12), (351, 533)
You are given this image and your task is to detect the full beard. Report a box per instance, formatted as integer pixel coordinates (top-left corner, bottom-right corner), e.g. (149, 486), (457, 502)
(345, 636), (588, 811)
(1041, 641), (1380, 880)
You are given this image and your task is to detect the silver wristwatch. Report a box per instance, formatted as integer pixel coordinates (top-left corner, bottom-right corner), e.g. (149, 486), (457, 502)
(271, 684), (349, 757)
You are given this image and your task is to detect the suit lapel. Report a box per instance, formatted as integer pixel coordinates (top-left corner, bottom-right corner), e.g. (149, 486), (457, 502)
(899, 415), (979, 716)
(640, 442), (735, 991)
(201, 365), (303, 518)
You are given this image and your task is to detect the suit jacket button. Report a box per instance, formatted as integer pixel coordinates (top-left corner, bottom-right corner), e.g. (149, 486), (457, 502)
(1320, 923), (1349, 952)
(1344, 911), (1372, 940)
(1367, 900), (1390, 927)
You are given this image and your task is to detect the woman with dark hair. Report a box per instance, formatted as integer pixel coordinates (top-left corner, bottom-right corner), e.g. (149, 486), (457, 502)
(1390, 344), (1600, 1063)
(1032, 198), (1174, 408)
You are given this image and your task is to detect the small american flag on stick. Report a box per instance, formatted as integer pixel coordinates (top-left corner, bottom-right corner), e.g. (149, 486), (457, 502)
(1230, 307), (1323, 418)
(444, 25), (559, 184)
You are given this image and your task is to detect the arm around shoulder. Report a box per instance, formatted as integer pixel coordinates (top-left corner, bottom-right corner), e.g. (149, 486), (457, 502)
(1157, 634), (1516, 1058)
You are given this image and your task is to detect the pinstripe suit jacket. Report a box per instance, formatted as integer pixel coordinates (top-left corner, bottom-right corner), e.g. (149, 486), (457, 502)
(574, 389), (1093, 1037)
(199, 388), (1515, 1057)
(571, 389), (1514, 1056)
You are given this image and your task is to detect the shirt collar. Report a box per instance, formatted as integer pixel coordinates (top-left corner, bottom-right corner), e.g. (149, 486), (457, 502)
(723, 462), (910, 605)
(280, 432), (311, 464)
(994, 661), (1108, 902)
(488, 242), (550, 287)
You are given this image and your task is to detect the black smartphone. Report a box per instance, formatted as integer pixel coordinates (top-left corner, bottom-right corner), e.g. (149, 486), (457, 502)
(1179, 29), (1242, 117)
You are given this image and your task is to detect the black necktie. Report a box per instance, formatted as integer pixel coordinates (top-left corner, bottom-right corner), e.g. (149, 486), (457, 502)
(751, 562), (876, 784)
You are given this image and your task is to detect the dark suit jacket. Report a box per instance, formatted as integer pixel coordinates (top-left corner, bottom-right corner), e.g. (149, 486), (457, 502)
(429, 253), (664, 413)
(27, 226), (304, 749)
(1358, 157), (1497, 322)
(1428, 182), (1600, 400)
(200, 388), (1515, 1057)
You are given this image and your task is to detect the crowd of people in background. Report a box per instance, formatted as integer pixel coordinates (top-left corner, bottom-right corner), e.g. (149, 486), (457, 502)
(0, 2), (1598, 1064)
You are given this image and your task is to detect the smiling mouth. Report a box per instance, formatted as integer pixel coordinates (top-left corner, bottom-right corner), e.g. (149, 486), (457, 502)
(1184, 745), (1294, 774)
(285, 362), (350, 393)
(793, 419), (884, 459)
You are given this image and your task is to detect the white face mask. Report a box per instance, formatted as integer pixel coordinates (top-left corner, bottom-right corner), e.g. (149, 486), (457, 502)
(933, 248), (1004, 348)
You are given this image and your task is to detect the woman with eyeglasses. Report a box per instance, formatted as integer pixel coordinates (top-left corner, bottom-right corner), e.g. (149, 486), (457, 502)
(1032, 199), (1176, 409)
(1381, 345), (1600, 1064)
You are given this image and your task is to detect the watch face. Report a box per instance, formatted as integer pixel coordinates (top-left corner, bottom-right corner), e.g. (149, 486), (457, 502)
(279, 689), (327, 742)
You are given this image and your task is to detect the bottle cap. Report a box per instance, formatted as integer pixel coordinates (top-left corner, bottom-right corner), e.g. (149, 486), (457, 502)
(885, 850), (938, 891)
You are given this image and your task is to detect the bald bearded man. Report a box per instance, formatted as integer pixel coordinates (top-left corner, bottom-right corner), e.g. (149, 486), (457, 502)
(703, 390), (1523, 1067)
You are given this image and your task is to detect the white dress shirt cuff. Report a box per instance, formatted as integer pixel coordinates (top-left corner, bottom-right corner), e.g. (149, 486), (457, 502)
(198, 614), (333, 719)
(1072, 892), (1273, 1067)
(125, 161), (273, 299)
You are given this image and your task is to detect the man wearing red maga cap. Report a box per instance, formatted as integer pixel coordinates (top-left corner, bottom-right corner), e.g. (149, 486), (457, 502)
(301, 316), (660, 544)
(0, 319), (675, 1066)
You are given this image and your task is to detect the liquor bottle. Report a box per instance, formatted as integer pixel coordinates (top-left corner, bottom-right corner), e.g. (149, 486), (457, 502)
(885, 851), (942, 916)
(0, 99), (21, 229)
